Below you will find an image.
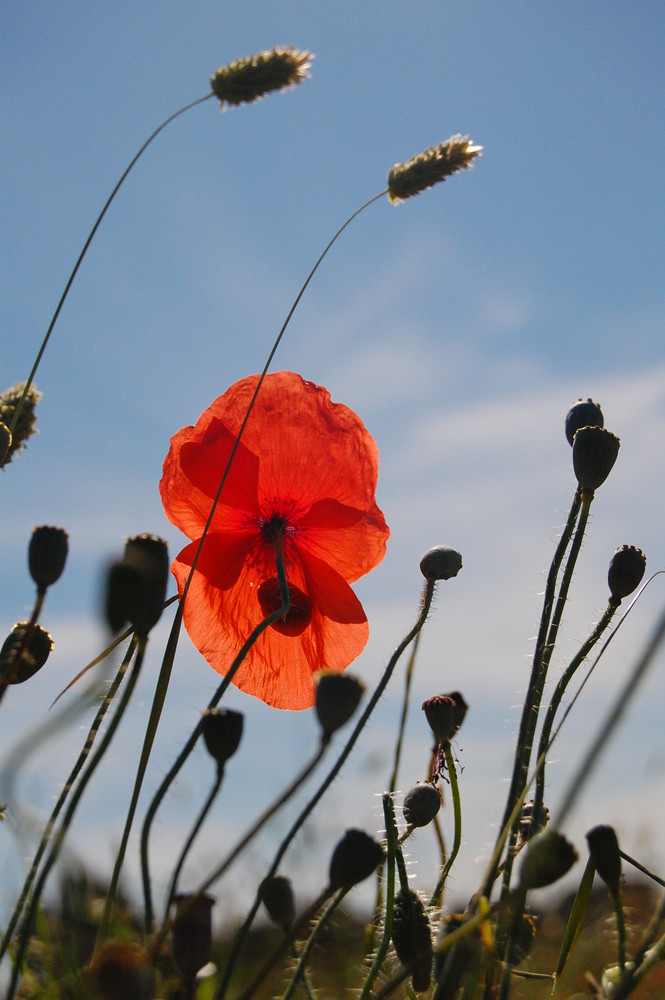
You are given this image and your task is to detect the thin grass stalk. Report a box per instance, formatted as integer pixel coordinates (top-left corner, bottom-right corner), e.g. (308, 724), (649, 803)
(7, 641), (144, 999)
(216, 577), (437, 996)
(0, 638), (136, 963)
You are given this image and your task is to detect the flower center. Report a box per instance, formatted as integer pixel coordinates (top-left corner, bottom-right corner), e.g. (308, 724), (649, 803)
(260, 513), (289, 549)
(257, 577), (312, 637)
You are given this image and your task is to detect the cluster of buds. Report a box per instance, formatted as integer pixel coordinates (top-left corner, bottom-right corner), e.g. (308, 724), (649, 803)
(105, 534), (169, 639)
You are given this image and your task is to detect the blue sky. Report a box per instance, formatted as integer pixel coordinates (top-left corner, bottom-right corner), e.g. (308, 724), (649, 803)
(2, 2), (665, 934)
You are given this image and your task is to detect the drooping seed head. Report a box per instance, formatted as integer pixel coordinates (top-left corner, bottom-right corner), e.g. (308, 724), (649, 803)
(419, 546), (463, 581)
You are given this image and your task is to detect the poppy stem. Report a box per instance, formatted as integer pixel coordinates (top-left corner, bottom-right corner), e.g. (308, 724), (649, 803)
(429, 742), (462, 908)
(9, 93), (214, 438)
(140, 551), (290, 935)
(216, 576), (438, 997)
(357, 794), (398, 1000)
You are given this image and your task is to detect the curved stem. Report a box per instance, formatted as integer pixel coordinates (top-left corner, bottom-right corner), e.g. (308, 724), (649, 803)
(429, 743), (462, 907)
(216, 578), (437, 997)
(140, 551), (290, 933)
(9, 93), (213, 436)
(358, 794), (398, 1000)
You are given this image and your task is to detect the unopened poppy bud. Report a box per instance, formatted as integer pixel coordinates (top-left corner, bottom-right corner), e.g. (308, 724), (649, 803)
(0, 381), (41, 463)
(519, 830), (578, 890)
(572, 426), (620, 494)
(314, 671), (364, 737)
(210, 47), (312, 107)
(419, 546), (463, 582)
(171, 893), (215, 983)
(89, 941), (154, 1000)
(105, 535), (169, 637)
(403, 783), (441, 828)
(422, 691), (467, 744)
(392, 889), (433, 992)
(607, 545), (646, 606)
(328, 829), (384, 890)
(202, 708), (244, 771)
(586, 825), (622, 894)
(260, 875), (296, 929)
(28, 525), (69, 591)
(0, 421), (11, 466)
(387, 134), (482, 204)
(0, 622), (53, 684)
(565, 398), (604, 447)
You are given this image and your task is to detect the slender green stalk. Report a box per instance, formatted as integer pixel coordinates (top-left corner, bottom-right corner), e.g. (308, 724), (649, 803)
(8, 94), (213, 438)
(0, 640), (135, 963)
(613, 890), (665, 1000)
(280, 889), (352, 1000)
(359, 794), (398, 1000)
(140, 552), (290, 933)
(7, 642), (143, 999)
(163, 769), (223, 922)
(619, 852), (665, 889)
(429, 743), (463, 907)
(216, 578), (437, 997)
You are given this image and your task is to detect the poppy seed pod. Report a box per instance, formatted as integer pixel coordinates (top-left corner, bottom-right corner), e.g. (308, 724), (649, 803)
(314, 671), (364, 737)
(392, 889), (433, 992)
(28, 525), (69, 591)
(0, 622), (54, 684)
(422, 691), (468, 745)
(403, 783), (441, 828)
(260, 875), (296, 929)
(607, 545), (646, 606)
(572, 426), (620, 494)
(201, 708), (244, 770)
(419, 546), (463, 582)
(328, 829), (384, 890)
(519, 830), (578, 890)
(171, 893), (215, 983)
(565, 398), (604, 447)
(210, 47), (312, 107)
(0, 421), (11, 466)
(586, 825), (622, 894)
(105, 535), (169, 638)
(387, 135), (482, 204)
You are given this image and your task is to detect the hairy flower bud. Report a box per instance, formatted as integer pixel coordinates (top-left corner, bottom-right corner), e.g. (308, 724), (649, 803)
(586, 825), (622, 894)
(572, 426), (620, 494)
(607, 545), (646, 606)
(422, 691), (468, 744)
(211, 47), (312, 107)
(260, 875), (296, 930)
(202, 708), (244, 771)
(171, 894), (215, 983)
(565, 398), (604, 447)
(28, 525), (69, 591)
(387, 135), (482, 204)
(403, 783), (441, 828)
(419, 546), (463, 582)
(314, 671), (364, 737)
(0, 622), (54, 684)
(0, 381), (41, 463)
(328, 829), (384, 890)
(392, 889), (433, 992)
(519, 830), (578, 890)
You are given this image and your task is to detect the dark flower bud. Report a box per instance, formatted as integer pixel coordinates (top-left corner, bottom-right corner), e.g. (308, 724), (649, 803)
(419, 546), (463, 582)
(328, 829), (384, 890)
(387, 135), (482, 204)
(392, 889), (433, 992)
(586, 825), (622, 895)
(518, 800), (550, 844)
(403, 783), (441, 828)
(519, 830), (578, 890)
(202, 708), (244, 771)
(105, 535), (169, 638)
(0, 381), (41, 463)
(0, 421), (11, 467)
(565, 398), (604, 447)
(89, 941), (155, 1000)
(314, 671), (364, 737)
(0, 622), (53, 684)
(28, 525), (69, 591)
(607, 545), (646, 606)
(211, 47), (312, 107)
(572, 426), (620, 494)
(171, 893), (215, 983)
(260, 875), (296, 930)
(422, 691), (468, 745)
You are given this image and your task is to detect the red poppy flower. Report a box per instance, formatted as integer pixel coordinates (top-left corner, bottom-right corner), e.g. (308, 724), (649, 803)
(160, 371), (389, 710)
